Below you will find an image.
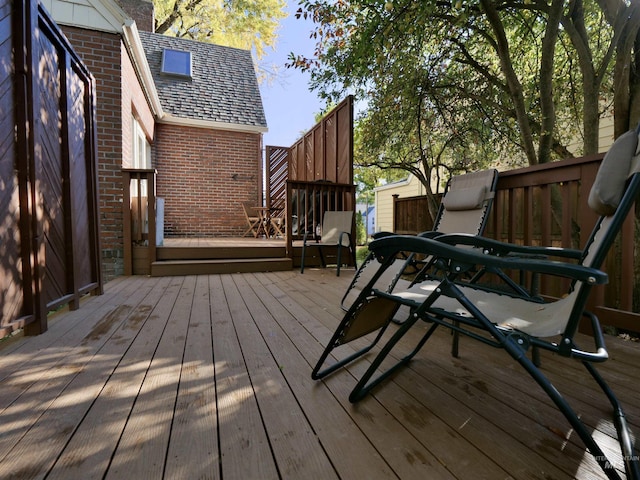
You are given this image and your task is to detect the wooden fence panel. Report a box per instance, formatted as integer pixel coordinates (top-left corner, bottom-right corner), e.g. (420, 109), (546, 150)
(287, 96), (353, 183)
(265, 146), (289, 210)
(35, 23), (69, 307)
(0, 0), (30, 337)
(393, 195), (440, 234)
(0, 0), (102, 337)
(337, 102), (352, 184)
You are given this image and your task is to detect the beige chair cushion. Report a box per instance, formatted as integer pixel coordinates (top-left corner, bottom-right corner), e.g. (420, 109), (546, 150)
(588, 130), (638, 216)
(442, 185), (487, 211)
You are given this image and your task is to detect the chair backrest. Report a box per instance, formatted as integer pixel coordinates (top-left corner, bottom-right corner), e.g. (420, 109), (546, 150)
(582, 129), (640, 268)
(340, 169), (497, 310)
(559, 127), (640, 338)
(433, 169), (498, 235)
(242, 201), (258, 219)
(321, 211), (354, 246)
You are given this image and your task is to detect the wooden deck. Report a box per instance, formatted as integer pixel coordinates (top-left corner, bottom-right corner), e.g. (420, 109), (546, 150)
(0, 269), (638, 479)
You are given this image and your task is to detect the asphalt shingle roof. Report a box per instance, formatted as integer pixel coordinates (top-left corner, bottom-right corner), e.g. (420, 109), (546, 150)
(138, 31), (267, 129)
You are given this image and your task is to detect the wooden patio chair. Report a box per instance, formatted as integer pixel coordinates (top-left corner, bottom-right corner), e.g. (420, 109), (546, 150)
(312, 127), (640, 480)
(268, 199), (286, 238)
(270, 216), (285, 237)
(241, 201), (261, 238)
(300, 210), (355, 277)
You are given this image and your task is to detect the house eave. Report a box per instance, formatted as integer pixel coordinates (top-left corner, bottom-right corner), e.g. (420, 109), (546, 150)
(158, 115), (268, 134)
(122, 22), (164, 119)
(373, 176), (412, 192)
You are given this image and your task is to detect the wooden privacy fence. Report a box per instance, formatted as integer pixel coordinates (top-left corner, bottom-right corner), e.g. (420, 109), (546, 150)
(266, 145), (289, 204)
(391, 155), (640, 333)
(393, 194), (443, 234)
(288, 96), (354, 184)
(0, 0), (102, 337)
(266, 97), (356, 259)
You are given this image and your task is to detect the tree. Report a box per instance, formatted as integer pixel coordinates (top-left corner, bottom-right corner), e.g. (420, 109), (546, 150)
(290, 0), (640, 173)
(153, 0), (287, 61)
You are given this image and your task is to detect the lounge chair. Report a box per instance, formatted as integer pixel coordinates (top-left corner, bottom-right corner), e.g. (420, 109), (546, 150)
(312, 128), (640, 480)
(340, 168), (499, 334)
(241, 201), (261, 238)
(300, 210), (355, 276)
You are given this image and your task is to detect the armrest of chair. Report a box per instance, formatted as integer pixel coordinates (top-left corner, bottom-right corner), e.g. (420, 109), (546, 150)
(372, 231), (394, 239)
(338, 231), (353, 248)
(433, 233), (583, 260)
(368, 235), (607, 285)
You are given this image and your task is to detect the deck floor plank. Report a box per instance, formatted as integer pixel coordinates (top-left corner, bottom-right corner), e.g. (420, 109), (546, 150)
(105, 276), (194, 479)
(229, 273), (341, 479)
(0, 276), (169, 478)
(0, 270), (637, 479)
(45, 276), (180, 480)
(212, 275), (280, 480)
(164, 275), (219, 480)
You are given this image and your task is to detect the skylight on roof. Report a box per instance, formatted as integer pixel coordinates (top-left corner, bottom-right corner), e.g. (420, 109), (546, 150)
(161, 49), (192, 79)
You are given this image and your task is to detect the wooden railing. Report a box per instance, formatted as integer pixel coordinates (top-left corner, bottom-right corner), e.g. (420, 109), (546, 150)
(123, 169), (156, 275)
(286, 180), (356, 256)
(391, 155), (640, 333)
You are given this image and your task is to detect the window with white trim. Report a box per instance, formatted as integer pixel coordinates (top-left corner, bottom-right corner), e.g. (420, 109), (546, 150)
(132, 116), (151, 170)
(130, 116), (152, 200)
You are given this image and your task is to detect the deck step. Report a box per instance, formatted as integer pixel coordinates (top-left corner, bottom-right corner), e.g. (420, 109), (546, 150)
(151, 257), (293, 276)
(156, 245), (286, 261)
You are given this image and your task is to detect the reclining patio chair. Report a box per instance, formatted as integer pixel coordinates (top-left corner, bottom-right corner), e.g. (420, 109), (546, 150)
(340, 168), (499, 351)
(312, 128), (640, 480)
(300, 210), (355, 276)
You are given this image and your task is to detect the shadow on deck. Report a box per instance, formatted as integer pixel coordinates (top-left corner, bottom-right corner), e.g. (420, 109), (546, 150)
(0, 270), (637, 479)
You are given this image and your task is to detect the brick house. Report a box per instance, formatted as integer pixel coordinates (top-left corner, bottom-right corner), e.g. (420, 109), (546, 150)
(138, 31), (267, 238)
(41, 0), (267, 280)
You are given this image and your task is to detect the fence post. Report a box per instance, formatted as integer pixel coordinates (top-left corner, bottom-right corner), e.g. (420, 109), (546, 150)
(392, 194), (399, 233)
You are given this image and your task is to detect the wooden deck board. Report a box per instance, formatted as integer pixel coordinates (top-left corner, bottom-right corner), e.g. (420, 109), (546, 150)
(164, 275), (219, 480)
(0, 270), (637, 479)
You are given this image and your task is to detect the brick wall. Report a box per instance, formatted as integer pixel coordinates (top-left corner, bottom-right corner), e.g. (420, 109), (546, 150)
(121, 41), (155, 167)
(155, 124), (263, 237)
(61, 26), (124, 281)
(116, 0), (155, 32)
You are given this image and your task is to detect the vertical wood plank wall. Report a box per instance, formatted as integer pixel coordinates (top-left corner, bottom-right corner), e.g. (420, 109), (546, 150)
(0, 0), (102, 338)
(266, 97), (356, 258)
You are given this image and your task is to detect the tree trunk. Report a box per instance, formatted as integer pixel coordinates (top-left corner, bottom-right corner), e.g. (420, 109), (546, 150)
(481, 0), (538, 165)
(538, 0), (564, 163)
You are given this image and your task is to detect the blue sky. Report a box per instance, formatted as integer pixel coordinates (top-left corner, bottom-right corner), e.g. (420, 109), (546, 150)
(259, 3), (325, 148)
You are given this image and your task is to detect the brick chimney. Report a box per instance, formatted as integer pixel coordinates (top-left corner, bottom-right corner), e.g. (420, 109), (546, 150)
(116, 0), (155, 32)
